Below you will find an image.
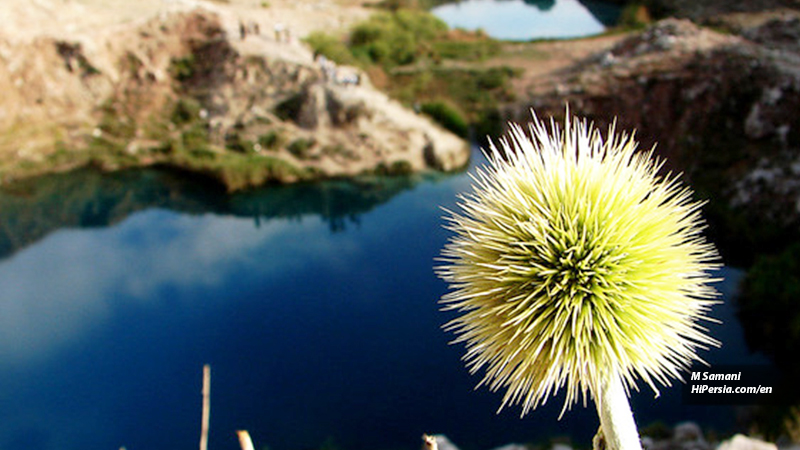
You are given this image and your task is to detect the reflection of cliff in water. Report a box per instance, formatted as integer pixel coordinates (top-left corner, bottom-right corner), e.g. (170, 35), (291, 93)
(522, 0), (556, 11)
(0, 168), (432, 260)
(576, 0), (621, 28)
(431, 0), (620, 28)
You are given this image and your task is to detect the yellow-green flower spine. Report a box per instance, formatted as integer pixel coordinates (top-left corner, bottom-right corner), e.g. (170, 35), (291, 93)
(438, 112), (720, 417)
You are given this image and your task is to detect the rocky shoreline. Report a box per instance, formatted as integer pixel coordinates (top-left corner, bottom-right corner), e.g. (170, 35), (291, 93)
(0, 0), (469, 190)
(502, 8), (800, 263)
(430, 423), (792, 450)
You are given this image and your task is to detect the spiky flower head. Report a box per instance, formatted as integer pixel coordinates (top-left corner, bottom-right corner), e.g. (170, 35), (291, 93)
(438, 112), (720, 416)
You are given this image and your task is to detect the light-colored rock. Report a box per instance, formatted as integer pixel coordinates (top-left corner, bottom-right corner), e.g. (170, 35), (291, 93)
(431, 434), (462, 450)
(717, 434), (778, 450)
(0, 2), (469, 186)
(674, 422), (705, 443)
(490, 443), (530, 450)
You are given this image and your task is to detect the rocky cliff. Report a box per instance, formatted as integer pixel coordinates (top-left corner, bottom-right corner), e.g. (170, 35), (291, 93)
(0, 1), (469, 190)
(509, 11), (800, 263)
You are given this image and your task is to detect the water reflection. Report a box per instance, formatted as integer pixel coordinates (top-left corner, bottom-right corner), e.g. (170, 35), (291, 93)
(523, 0), (556, 11)
(0, 155), (777, 450)
(430, 0), (620, 41)
(0, 169), (434, 261)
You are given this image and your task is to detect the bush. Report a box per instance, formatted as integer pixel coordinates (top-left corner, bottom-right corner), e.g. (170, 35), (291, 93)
(169, 55), (196, 82)
(225, 131), (252, 153)
(171, 97), (202, 125)
(304, 32), (356, 65)
(393, 9), (448, 41)
(617, 3), (651, 29)
(182, 123), (210, 151)
(258, 130), (285, 151)
(420, 101), (468, 137)
(287, 138), (316, 159)
(349, 10), (448, 68)
(375, 160), (413, 175)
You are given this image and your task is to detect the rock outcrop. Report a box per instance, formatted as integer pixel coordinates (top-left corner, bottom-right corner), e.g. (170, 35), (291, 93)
(0, 1), (469, 189)
(511, 12), (800, 262)
(425, 426), (783, 450)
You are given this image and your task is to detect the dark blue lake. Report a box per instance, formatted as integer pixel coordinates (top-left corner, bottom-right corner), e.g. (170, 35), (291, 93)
(0, 148), (768, 450)
(430, 0), (622, 41)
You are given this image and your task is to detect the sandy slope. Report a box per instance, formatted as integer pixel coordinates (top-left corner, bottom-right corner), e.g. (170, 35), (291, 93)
(0, 0), (373, 44)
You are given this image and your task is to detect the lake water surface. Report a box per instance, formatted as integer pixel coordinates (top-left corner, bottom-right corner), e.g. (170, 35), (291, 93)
(430, 0), (622, 41)
(0, 148), (768, 450)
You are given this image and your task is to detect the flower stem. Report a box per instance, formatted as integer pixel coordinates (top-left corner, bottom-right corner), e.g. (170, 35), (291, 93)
(595, 374), (643, 450)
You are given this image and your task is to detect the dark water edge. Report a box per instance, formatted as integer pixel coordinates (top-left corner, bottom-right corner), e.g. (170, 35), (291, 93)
(0, 151), (781, 450)
(430, 0), (623, 41)
(0, 167), (443, 261)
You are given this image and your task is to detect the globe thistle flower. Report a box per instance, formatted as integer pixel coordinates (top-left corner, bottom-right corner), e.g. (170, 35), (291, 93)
(437, 112), (720, 450)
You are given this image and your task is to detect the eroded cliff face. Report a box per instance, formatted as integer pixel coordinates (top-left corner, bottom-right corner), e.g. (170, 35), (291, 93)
(0, 4), (468, 189)
(644, 0), (800, 22)
(508, 14), (800, 262)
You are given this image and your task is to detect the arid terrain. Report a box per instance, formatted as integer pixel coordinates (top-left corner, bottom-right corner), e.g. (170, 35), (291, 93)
(0, 0), (469, 188)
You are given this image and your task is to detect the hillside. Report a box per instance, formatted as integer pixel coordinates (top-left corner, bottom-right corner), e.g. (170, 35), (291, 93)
(0, 0), (469, 190)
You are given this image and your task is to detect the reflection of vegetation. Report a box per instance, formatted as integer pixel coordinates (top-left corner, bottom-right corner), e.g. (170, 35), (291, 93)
(523, 0), (555, 11)
(737, 243), (800, 440)
(0, 167), (432, 259)
(578, 0), (625, 28)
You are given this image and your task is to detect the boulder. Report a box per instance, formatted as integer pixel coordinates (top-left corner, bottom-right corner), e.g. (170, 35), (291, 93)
(717, 435), (778, 450)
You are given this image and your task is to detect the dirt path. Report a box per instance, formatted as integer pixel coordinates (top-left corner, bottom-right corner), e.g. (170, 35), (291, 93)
(489, 34), (628, 94)
(0, 0), (375, 44)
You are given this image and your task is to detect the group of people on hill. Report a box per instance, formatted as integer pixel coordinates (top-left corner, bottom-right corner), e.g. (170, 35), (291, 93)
(238, 19), (292, 43)
(315, 54), (361, 87)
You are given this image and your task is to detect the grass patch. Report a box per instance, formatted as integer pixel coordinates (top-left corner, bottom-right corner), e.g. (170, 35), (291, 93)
(305, 32), (357, 66)
(420, 100), (468, 137)
(287, 138), (317, 159)
(306, 8), (514, 138)
(169, 55), (196, 82)
(432, 38), (500, 61)
(390, 66), (517, 122)
(349, 9), (448, 68)
(258, 130), (286, 151)
(374, 160), (413, 176)
(616, 3), (652, 30)
(169, 151), (310, 191)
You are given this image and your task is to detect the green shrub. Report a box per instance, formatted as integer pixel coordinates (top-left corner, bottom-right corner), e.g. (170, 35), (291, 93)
(287, 138), (316, 159)
(476, 66), (515, 90)
(420, 101), (468, 137)
(182, 123), (210, 150)
(169, 55), (196, 82)
(349, 10), (447, 68)
(393, 9), (448, 41)
(304, 32), (356, 65)
(375, 160), (413, 175)
(225, 131), (252, 153)
(171, 97), (202, 125)
(258, 130), (285, 151)
(617, 3), (650, 29)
